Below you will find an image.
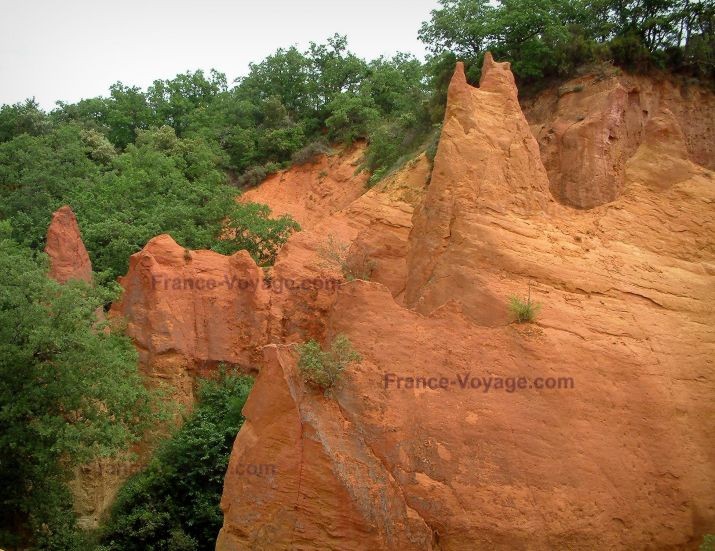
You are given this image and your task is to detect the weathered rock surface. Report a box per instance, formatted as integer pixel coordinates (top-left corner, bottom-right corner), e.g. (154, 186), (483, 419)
(239, 142), (369, 230)
(110, 234), (270, 402)
(406, 56), (552, 326)
(217, 343), (436, 551)
(217, 55), (715, 549)
(263, 153), (430, 346)
(525, 69), (715, 208)
(44, 205), (92, 284)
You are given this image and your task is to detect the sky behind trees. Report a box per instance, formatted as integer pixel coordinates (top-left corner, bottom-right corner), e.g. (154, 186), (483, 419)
(0, 0), (439, 108)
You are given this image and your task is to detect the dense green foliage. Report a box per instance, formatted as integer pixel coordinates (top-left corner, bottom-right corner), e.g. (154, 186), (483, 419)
(99, 371), (253, 551)
(0, 121), (298, 279)
(297, 334), (362, 390)
(419, 0), (715, 86)
(1, 8), (712, 548)
(0, 226), (156, 549)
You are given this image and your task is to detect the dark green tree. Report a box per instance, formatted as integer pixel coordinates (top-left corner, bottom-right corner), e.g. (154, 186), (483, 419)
(99, 371), (253, 551)
(0, 227), (155, 549)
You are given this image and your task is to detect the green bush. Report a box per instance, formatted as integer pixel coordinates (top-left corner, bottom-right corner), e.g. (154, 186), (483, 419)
(701, 534), (715, 551)
(99, 370), (253, 551)
(325, 93), (379, 143)
(213, 202), (300, 266)
(297, 335), (361, 390)
(425, 125), (441, 164)
(0, 229), (156, 549)
(291, 140), (331, 165)
(235, 162), (279, 188)
(508, 293), (541, 323)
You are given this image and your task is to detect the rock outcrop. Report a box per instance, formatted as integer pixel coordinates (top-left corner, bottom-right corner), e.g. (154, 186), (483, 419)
(525, 69), (715, 208)
(217, 343), (435, 551)
(111, 234), (270, 403)
(44, 205), (92, 284)
(406, 56), (552, 326)
(108, 150), (429, 396)
(261, 153), (430, 347)
(216, 55), (715, 549)
(239, 142), (369, 230)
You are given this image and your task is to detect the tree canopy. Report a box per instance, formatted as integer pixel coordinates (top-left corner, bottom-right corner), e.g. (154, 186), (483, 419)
(419, 0), (714, 85)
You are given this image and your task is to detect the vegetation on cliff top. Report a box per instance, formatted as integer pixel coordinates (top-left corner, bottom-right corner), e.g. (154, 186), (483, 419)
(420, 0), (714, 87)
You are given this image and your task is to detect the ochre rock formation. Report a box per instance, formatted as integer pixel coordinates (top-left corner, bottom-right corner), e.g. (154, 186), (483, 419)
(215, 54), (715, 549)
(111, 234), (270, 403)
(406, 56), (552, 326)
(263, 153), (430, 346)
(525, 69), (715, 208)
(44, 205), (92, 284)
(217, 343), (435, 550)
(239, 142), (369, 230)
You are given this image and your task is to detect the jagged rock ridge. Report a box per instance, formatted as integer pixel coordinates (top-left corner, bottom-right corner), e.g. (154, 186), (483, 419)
(107, 55), (715, 549)
(214, 55), (715, 549)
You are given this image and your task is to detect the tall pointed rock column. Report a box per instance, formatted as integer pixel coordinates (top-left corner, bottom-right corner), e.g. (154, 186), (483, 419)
(406, 54), (553, 325)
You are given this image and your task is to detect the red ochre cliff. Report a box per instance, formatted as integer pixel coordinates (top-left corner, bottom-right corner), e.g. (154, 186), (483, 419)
(106, 54), (714, 549)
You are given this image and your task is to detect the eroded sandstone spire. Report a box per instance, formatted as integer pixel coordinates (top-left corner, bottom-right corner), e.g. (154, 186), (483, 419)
(45, 205), (93, 284)
(406, 55), (552, 324)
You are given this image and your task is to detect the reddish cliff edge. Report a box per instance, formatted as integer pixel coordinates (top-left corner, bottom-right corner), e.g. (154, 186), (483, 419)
(104, 55), (715, 548)
(214, 56), (714, 549)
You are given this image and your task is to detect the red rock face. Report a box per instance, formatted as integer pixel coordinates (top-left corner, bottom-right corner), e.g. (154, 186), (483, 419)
(406, 56), (552, 326)
(45, 205), (92, 284)
(217, 343), (435, 551)
(524, 70), (715, 208)
(216, 54), (715, 549)
(110, 234), (270, 402)
(238, 142), (369, 230)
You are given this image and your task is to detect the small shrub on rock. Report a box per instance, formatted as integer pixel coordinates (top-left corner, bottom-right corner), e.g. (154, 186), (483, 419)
(317, 234), (375, 281)
(298, 334), (361, 390)
(508, 283), (541, 323)
(236, 162), (281, 188)
(291, 140), (331, 165)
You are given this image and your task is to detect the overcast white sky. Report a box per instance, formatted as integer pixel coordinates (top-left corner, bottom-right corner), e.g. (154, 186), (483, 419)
(0, 0), (440, 109)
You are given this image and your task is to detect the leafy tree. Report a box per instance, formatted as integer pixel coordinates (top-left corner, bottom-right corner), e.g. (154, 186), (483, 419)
(237, 47), (314, 120)
(0, 124), (101, 250)
(65, 126), (235, 278)
(104, 83), (157, 149)
(0, 227), (155, 549)
(418, 0), (715, 84)
(418, 0), (498, 60)
(99, 371), (253, 551)
(325, 93), (379, 143)
(0, 98), (51, 142)
(214, 202), (300, 266)
(306, 34), (368, 116)
(147, 70), (227, 137)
